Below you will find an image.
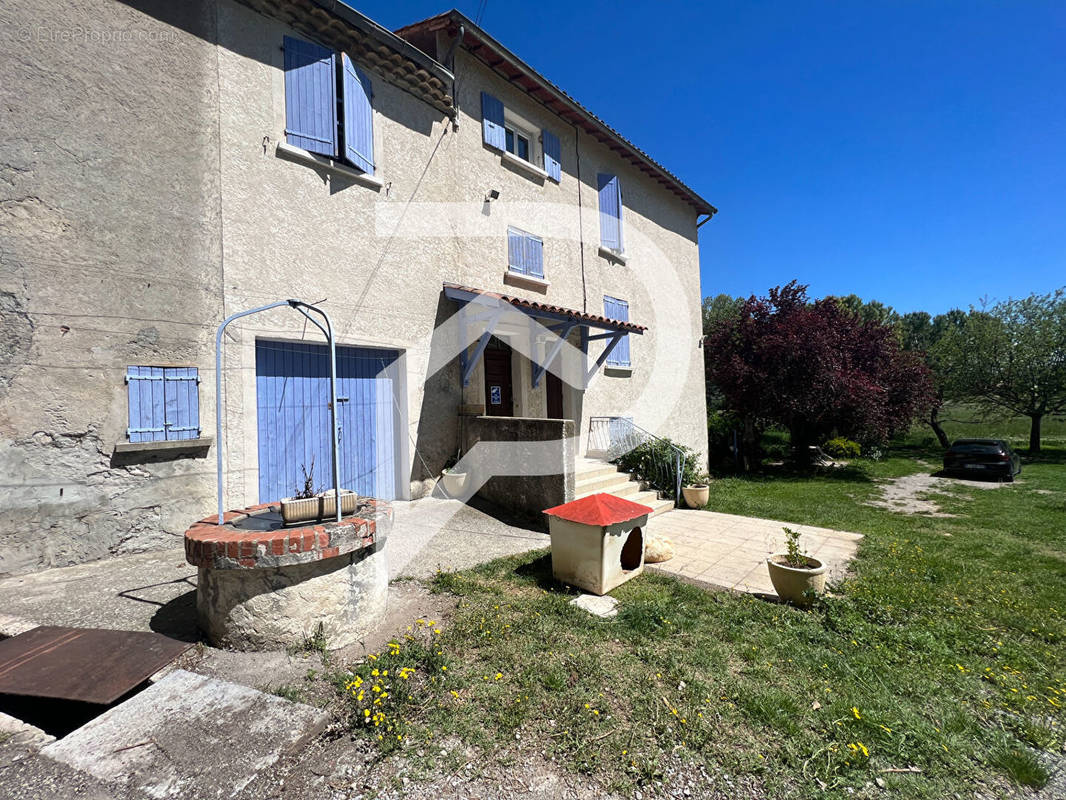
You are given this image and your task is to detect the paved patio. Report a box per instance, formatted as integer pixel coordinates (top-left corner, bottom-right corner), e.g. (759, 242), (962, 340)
(644, 509), (863, 596)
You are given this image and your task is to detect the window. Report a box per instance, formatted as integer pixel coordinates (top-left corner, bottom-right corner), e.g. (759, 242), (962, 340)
(283, 36), (375, 174)
(126, 366), (201, 443)
(508, 227), (544, 279)
(598, 174), (624, 253)
(505, 127), (530, 161)
(603, 297), (631, 367)
(481, 91), (561, 182)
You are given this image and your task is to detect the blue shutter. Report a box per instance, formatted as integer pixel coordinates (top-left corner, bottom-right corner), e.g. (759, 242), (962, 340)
(507, 228), (544, 279)
(604, 297), (631, 367)
(481, 92), (505, 150)
(283, 36), (337, 157)
(126, 366), (166, 442)
(598, 173), (623, 251)
(542, 129), (561, 181)
(163, 367), (200, 441)
(341, 53), (374, 174)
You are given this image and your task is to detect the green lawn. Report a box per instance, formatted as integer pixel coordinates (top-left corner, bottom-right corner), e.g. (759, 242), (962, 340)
(328, 447), (1065, 798)
(915, 403), (1066, 451)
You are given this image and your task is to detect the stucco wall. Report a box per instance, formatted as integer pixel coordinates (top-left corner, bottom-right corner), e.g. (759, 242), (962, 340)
(0, 0), (223, 576)
(0, 0), (709, 576)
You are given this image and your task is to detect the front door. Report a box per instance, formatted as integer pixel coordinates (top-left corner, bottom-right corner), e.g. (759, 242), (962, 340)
(546, 355), (564, 419)
(483, 338), (514, 416)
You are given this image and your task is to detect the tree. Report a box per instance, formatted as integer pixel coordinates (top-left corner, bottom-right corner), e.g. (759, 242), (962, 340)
(898, 309), (967, 448)
(935, 290), (1066, 452)
(701, 293), (743, 335)
(706, 282), (934, 463)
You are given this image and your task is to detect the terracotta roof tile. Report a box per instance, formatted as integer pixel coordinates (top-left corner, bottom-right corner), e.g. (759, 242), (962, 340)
(443, 282), (647, 333)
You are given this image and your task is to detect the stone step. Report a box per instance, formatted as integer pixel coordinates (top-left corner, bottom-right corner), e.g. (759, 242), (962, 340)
(631, 491), (676, 518)
(575, 471), (634, 494)
(575, 479), (642, 501)
(574, 459), (622, 481)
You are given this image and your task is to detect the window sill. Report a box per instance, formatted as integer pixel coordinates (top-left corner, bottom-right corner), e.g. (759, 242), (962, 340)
(276, 142), (383, 190)
(114, 437), (213, 455)
(500, 149), (554, 183)
(604, 366), (633, 377)
(503, 271), (550, 293)
(598, 246), (627, 265)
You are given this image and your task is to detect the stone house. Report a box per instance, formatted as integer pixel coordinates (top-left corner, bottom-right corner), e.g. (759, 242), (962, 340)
(0, 0), (715, 577)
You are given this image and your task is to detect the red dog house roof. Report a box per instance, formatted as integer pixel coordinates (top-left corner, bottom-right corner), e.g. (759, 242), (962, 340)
(543, 493), (652, 526)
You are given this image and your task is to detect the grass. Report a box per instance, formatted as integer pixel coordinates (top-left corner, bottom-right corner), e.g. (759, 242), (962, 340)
(919, 403), (1066, 452)
(330, 443), (1065, 798)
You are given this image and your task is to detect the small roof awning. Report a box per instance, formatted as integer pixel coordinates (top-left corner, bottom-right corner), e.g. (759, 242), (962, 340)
(444, 282), (643, 389)
(443, 282), (647, 334)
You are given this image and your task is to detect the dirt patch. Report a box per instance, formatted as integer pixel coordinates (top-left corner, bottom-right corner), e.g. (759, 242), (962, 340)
(866, 464), (1008, 516)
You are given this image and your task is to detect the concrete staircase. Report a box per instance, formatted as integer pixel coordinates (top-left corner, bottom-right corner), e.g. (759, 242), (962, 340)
(574, 457), (675, 518)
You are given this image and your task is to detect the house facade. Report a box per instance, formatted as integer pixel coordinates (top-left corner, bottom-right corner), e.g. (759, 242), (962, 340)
(0, 0), (714, 577)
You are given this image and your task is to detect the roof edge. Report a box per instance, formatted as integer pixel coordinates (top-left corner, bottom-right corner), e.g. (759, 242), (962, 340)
(397, 9), (717, 217)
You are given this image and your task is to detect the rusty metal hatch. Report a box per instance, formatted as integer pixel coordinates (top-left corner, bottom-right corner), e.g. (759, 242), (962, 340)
(0, 626), (192, 705)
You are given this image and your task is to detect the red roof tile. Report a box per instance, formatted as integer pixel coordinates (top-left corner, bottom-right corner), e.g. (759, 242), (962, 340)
(443, 282), (647, 333)
(543, 493), (653, 526)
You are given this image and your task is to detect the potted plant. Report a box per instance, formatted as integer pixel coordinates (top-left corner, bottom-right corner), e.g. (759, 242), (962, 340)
(766, 527), (826, 605)
(681, 472), (711, 509)
(439, 454), (467, 498)
(280, 459), (360, 524)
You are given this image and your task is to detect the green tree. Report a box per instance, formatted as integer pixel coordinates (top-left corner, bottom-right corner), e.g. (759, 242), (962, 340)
(701, 293), (743, 335)
(936, 290), (1066, 452)
(899, 309), (967, 448)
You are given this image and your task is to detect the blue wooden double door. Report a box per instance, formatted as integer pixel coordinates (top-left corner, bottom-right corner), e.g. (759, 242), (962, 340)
(255, 340), (401, 503)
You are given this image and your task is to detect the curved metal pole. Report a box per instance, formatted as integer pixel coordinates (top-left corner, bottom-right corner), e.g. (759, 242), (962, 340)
(289, 301), (342, 523)
(214, 299), (342, 524)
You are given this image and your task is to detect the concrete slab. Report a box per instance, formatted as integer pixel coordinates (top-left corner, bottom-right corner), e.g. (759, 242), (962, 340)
(42, 669), (328, 799)
(646, 509), (862, 598)
(570, 594), (619, 618)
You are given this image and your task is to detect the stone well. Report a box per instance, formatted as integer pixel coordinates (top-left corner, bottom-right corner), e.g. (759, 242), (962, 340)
(184, 499), (390, 651)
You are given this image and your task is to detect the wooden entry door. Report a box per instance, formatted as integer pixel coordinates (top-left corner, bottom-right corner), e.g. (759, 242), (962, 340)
(546, 355), (564, 419)
(483, 339), (514, 416)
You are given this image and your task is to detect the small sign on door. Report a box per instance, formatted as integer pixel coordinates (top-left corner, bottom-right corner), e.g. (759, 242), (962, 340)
(489, 385), (502, 405)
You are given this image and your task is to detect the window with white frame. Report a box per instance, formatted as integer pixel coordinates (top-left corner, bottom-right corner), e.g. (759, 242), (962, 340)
(507, 227), (545, 279)
(481, 91), (562, 181)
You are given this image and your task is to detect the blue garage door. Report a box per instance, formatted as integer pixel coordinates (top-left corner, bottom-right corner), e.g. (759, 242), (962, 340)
(255, 340), (400, 502)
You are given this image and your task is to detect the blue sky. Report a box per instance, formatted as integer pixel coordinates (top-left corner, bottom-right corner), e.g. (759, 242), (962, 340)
(357, 1), (1065, 314)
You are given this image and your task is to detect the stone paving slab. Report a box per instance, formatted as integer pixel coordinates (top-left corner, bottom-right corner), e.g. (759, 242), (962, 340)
(42, 669), (328, 799)
(645, 510), (862, 596)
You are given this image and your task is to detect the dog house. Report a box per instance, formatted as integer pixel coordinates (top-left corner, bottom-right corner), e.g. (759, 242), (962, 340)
(543, 493), (652, 595)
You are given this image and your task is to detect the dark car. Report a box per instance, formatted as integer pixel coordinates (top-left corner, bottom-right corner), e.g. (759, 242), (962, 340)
(942, 439), (1021, 481)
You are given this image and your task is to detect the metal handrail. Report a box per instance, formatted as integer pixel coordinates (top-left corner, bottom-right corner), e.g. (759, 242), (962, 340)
(588, 416), (683, 502)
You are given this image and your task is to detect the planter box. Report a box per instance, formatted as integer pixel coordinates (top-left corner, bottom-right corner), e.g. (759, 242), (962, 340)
(280, 490), (360, 525)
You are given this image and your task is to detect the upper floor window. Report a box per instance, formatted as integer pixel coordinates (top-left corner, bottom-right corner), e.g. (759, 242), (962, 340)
(283, 35), (375, 175)
(598, 174), (624, 254)
(126, 366), (201, 442)
(481, 91), (561, 182)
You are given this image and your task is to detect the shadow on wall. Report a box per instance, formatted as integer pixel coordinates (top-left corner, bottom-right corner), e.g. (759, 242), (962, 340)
(410, 293), (462, 487)
(118, 0), (440, 138)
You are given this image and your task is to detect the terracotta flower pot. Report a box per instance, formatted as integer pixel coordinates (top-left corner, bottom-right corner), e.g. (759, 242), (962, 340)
(440, 471), (468, 497)
(765, 555), (827, 605)
(682, 484), (709, 509)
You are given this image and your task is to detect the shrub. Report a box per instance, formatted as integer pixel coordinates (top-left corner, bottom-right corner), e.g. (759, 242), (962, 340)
(823, 437), (861, 459)
(614, 437), (701, 495)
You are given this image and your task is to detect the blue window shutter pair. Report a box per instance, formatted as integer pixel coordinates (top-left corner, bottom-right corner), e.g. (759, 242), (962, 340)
(284, 36), (375, 174)
(542, 129), (561, 181)
(481, 91), (506, 150)
(127, 366), (200, 441)
(603, 296), (631, 367)
(598, 174), (623, 251)
(507, 228), (544, 279)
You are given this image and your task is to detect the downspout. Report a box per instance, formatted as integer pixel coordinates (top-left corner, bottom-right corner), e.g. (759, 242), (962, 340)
(573, 121), (587, 312)
(443, 24), (465, 127)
